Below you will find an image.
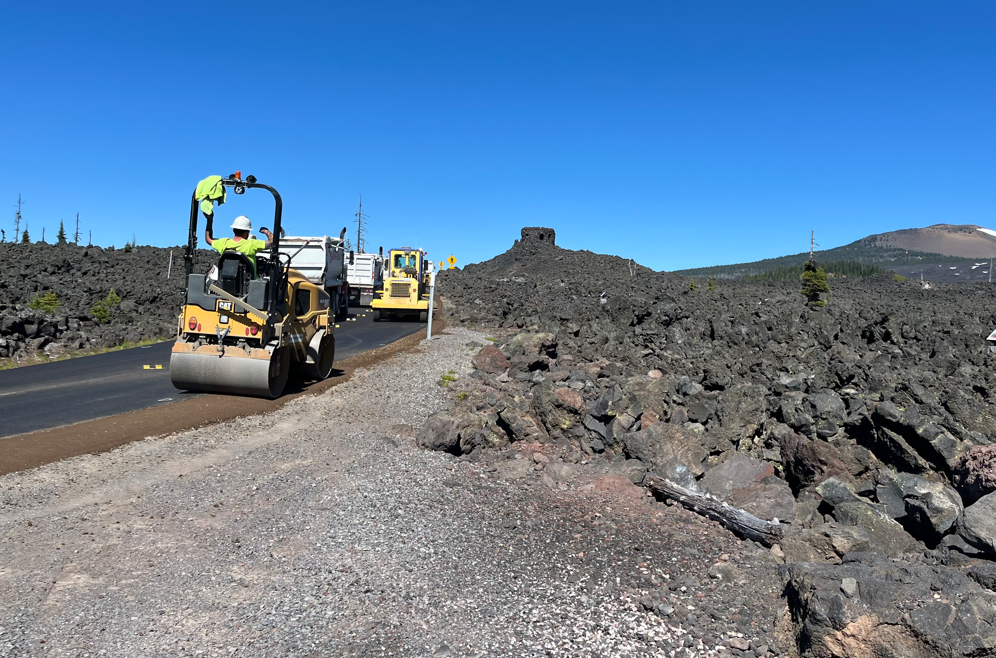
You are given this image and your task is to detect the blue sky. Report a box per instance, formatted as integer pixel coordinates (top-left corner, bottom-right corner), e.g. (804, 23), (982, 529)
(1, 2), (994, 270)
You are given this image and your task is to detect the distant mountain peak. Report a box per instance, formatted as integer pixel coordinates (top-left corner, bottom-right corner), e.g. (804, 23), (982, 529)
(675, 222), (996, 283)
(864, 223), (996, 258)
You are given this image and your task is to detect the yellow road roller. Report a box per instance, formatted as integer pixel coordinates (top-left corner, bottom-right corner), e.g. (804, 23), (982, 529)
(170, 173), (335, 398)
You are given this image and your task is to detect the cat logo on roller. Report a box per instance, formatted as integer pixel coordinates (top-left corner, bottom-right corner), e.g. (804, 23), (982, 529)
(170, 173), (335, 399)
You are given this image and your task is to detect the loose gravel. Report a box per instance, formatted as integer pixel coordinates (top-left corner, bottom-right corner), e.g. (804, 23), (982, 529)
(0, 328), (787, 657)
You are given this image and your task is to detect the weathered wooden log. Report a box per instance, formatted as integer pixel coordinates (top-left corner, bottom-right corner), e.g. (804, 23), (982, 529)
(644, 474), (785, 547)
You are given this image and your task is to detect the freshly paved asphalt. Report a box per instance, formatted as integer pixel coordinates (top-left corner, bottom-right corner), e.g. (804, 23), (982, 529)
(0, 308), (423, 438)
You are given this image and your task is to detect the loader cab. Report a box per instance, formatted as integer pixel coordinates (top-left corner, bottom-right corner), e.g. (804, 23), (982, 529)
(388, 248), (424, 280)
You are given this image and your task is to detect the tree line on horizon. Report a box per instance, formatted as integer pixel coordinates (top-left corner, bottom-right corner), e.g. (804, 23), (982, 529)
(676, 237), (978, 279)
(746, 259), (886, 282)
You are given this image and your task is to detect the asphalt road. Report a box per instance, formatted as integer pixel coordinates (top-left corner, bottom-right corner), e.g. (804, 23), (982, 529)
(0, 308), (423, 439)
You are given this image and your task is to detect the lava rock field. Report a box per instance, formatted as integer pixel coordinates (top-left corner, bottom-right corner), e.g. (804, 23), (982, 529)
(0, 242), (213, 360)
(430, 227), (996, 657)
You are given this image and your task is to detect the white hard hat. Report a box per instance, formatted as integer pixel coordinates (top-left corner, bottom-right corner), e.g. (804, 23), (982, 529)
(230, 215), (252, 231)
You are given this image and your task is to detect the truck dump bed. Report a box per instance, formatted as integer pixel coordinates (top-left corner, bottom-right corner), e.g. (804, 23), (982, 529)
(265, 236), (345, 288)
(347, 253), (384, 306)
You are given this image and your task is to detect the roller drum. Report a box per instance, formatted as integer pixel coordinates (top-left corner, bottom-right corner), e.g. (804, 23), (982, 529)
(170, 348), (289, 399)
(297, 331), (335, 381)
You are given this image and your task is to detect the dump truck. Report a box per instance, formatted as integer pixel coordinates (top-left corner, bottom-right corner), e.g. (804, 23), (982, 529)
(170, 173), (335, 399)
(346, 249), (384, 307)
(371, 247), (432, 322)
(265, 232), (349, 321)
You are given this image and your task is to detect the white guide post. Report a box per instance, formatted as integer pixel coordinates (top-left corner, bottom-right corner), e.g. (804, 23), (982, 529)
(427, 262), (436, 340)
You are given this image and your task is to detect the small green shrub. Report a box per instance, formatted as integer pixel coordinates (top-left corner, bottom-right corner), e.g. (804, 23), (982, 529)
(485, 337), (498, 342)
(92, 302), (111, 324)
(707, 276), (715, 291)
(91, 289), (121, 324)
(801, 259), (830, 307)
(456, 391), (468, 401)
(439, 374), (457, 387)
(892, 274), (906, 282)
(687, 279), (697, 292)
(28, 292), (60, 313)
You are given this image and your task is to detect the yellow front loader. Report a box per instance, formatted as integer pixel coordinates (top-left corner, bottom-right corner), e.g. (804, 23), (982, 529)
(170, 173), (335, 399)
(371, 247), (431, 322)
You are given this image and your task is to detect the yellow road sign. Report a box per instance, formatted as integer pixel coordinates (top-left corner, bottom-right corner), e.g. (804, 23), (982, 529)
(447, 254), (457, 269)
(438, 261), (445, 270)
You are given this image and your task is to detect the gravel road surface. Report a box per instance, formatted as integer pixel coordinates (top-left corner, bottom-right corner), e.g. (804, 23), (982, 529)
(0, 328), (786, 657)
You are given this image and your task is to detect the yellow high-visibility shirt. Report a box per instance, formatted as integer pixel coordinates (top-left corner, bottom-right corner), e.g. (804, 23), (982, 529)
(212, 237), (267, 274)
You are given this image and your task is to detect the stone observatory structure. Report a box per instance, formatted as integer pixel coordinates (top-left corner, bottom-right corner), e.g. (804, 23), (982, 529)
(520, 227), (556, 245)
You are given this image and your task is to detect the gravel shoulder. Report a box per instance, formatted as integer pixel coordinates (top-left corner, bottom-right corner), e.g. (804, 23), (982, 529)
(0, 327), (787, 657)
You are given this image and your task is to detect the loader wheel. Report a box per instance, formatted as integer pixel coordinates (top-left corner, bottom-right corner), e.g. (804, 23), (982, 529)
(373, 310), (381, 322)
(419, 311), (428, 323)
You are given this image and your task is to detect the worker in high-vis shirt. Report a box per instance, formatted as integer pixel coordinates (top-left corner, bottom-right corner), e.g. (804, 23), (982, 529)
(205, 215), (273, 275)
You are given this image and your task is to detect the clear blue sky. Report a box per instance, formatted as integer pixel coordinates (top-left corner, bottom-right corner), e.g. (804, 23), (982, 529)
(1, 2), (994, 270)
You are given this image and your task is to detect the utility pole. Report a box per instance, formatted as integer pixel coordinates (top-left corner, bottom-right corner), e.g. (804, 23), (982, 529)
(14, 194), (23, 240)
(74, 213), (80, 245)
(354, 196), (368, 253)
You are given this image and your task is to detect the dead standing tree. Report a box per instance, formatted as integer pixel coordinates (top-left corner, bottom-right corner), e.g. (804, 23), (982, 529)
(14, 194), (24, 242)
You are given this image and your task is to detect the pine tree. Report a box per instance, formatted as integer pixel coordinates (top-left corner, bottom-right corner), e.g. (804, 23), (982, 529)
(801, 258), (830, 307)
(57, 220), (67, 244)
(21, 226), (29, 244)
